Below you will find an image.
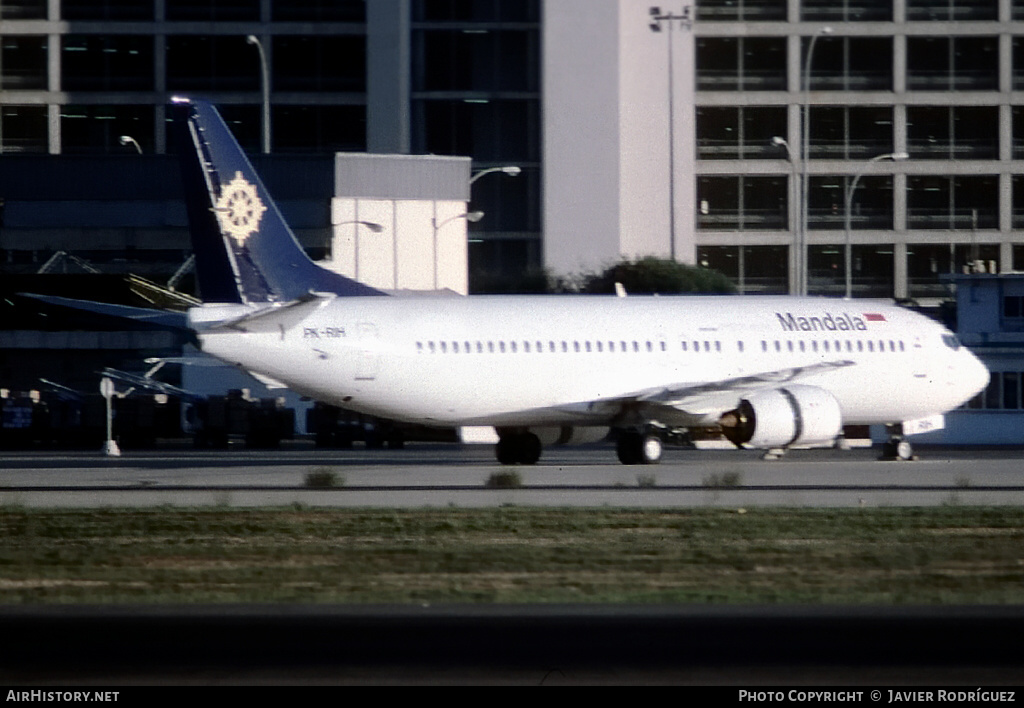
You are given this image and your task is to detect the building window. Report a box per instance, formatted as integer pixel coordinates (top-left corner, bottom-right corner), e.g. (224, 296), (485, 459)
(808, 106), (893, 160)
(907, 106), (999, 161)
(412, 0), (540, 22)
(697, 176), (788, 231)
(907, 0), (997, 21)
(414, 99), (539, 163)
(62, 36), (154, 92)
(807, 244), (895, 298)
(907, 175), (1000, 230)
(696, 0), (787, 21)
(908, 37), (998, 92)
(1, 0), (47, 19)
(1014, 177), (1024, 230)
(698, 245), (789, 294)
(907, 243), (1000, 298)
(805, 36), (892, 92)
(807, 176), (894, 231)
(61, 105), (155, 154)
(0, 105), (48, 153)
(968, 372), (1024, 411)
(801, 0), (892, 21)
(165, 0), (260, 21)
(272, 0), (366, 21)
(696, 37), (787, 92)
(697, 106), (787, 160)
(167, 36), (259, 92)
(274, 36), (366, 92)
(272, 106), (366, 153)
(61, 0), (153, 20)
(1, 36), (48, 90)
(414, 30), (538, 93)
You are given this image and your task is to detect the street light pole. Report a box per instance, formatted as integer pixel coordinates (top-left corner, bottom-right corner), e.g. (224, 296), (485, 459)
(800, 26), (833, 296)
(247, 34), (270, 154)
(649, 5), (693, 262)
(470, 165), (521, 185)
(119, 135), (142, 154)
(844, 152), (909, 299)
(772, 136), (799, 295)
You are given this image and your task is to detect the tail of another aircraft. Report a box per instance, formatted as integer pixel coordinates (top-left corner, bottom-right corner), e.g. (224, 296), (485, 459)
(169, 97), (384, 305)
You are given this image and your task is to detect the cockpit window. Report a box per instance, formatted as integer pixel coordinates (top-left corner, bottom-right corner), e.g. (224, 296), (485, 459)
(942, 334), (961, 350)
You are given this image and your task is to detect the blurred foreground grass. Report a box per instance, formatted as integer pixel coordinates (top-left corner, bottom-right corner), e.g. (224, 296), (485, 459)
(2, 507), (1023, 604)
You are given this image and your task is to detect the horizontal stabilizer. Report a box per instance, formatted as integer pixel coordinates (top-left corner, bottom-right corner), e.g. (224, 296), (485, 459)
(19, 294), (189, 331)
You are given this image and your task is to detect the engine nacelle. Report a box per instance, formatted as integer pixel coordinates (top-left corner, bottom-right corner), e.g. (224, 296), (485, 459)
(719, 385), (843, 450)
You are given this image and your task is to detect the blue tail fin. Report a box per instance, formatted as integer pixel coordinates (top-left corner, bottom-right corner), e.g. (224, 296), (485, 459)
(169, 97), (384, 304)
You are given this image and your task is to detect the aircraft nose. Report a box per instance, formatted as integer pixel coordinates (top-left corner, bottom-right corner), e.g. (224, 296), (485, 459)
(964, 350), (990, 400)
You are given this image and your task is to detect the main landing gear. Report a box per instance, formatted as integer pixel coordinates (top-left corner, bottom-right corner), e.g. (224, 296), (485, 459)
(493, 427), (665, 466)
(880, 424), (916, 461)
(615, 430), (663, 465)
(495, 431), (542, 466)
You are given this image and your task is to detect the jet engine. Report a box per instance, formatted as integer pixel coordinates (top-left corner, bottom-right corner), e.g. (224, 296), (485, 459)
(719, 385), (842, 450)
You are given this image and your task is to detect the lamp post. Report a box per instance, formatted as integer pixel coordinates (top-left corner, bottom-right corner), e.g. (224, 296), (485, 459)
(800, 26), (833, 296)
(844, 152), (908, 299)
(772, 136), (799, 295)
(119, 135), (142, 154)
(337, 220), (384, 234)
(649, 5), (693, 261)
(247, 34), (270, 154)
(470, 165), (521, 185)
(432, 212), (484, 290)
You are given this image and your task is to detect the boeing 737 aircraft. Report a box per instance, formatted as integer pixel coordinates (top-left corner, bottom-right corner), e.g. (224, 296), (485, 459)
(160, 98), (989, 464)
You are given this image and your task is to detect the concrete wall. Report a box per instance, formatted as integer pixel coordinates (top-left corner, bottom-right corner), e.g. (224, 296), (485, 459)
(325, 152), (473, 294)
(543, 0), (696, 277)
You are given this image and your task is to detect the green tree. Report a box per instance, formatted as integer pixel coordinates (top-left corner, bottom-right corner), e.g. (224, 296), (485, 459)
(583, 257), (737, 295)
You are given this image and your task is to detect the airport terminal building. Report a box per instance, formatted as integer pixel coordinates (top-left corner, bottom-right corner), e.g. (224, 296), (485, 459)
(3, 0), (1024, 296)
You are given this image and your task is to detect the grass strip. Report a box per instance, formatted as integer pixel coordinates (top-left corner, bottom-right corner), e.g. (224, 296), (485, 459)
(2, 506), (1023, 604)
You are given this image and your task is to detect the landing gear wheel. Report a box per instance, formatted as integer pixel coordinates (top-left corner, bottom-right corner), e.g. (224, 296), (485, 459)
(495, 432), (542, 466)
(896, 440), (914, 461)
(616, 432), (663, 465)
(881, 438), (915, 461)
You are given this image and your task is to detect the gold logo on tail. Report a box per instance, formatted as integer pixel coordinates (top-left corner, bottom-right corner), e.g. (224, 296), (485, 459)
(215, 172), (267, 246)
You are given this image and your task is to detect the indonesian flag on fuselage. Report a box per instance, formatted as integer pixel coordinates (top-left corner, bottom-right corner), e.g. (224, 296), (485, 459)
(863, 313), (887, 322)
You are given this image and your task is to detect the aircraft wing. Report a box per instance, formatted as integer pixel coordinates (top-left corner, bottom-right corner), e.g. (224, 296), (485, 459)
(557, 359), (857, 425)
(19, 293), (189, 330)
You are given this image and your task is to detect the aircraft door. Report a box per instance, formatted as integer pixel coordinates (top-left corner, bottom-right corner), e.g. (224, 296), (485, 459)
(355, 322), (381, 381)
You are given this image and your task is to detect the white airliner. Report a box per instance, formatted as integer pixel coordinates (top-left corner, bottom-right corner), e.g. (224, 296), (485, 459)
(164, 98), (988, 465)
